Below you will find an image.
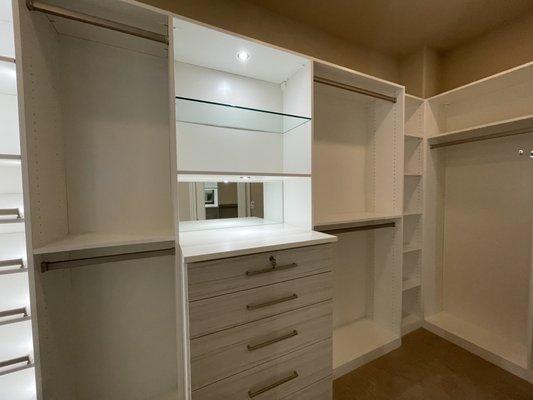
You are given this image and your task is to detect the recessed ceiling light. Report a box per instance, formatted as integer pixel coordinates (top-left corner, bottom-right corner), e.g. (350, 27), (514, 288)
(236, 50), (250, 63)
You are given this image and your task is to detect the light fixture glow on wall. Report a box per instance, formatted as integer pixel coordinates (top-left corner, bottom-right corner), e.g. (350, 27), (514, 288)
(236, 50), (250, 62)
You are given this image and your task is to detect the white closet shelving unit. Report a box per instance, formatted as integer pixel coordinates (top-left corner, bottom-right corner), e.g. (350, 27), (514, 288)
(15, 1), (181, 399)
(423, 61), (533, 382)
(402, 94), (424, 334)
(0, 1), (36, 399)
(313, 62), (404, 378)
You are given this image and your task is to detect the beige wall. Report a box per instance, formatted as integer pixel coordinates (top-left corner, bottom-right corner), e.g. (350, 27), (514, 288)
(138, 0), (533, 96)
(440, 12), (533, 92)
(137, 0), (400, 82)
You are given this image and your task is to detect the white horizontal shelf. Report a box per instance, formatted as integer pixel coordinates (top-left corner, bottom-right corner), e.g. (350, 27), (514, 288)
(404, 133), (423, 139)
(333, 318), (400, 378)
(403, 243), (422, 253)
(428, 114), (533, 148)
(178, 170), (311, 183)
(402, 277), (421, 291)
(401, 313), (422, 335)
(428, 61), (533, 106)
(33, 232), (175, 256)
(314, 212), (402, 232)
(425, 312), (529, 377)
(180, 221), (336, 263)
(404, 172), (422, 177)
(403, 211), (422, 217)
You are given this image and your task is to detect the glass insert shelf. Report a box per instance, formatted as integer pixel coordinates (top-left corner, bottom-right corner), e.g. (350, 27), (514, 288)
(175, 96), (311, 134)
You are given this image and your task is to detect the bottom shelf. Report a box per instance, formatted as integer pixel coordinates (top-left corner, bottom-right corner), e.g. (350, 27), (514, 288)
(0, 366), (35, 400)
(333, 318), (400, 378)
(424, 312), (531, 382)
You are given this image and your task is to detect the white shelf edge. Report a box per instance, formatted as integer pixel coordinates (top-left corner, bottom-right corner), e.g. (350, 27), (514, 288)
(0, 362), (34, 378)
(428, 114), (533, 147)
(177, 170), (311, 178)
(404, 133), (423, 139)
(314, 213), (402, 231)
(0, 267), (28, 276)
(403, 243), (422, 253)
(402, 278), (421, 291)
(403, 211), (422, 217)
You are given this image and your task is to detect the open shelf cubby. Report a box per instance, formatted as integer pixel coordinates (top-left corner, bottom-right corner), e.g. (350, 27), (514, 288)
(427, 61), (533, 137)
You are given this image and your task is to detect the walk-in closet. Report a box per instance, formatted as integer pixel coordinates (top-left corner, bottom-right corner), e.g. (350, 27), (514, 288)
(2, 0), (533, 399)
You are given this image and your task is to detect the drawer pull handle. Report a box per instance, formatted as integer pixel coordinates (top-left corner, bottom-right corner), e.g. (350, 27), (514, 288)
(246, 263), (298, 276)
(246, 294), (298, 311)
(247, 330), (298, 351)
(248, 370), (299, 398)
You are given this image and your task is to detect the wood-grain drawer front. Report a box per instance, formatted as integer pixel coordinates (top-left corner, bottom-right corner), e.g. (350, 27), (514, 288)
(192, 339), (332, 400)
(191, 301), (332, 390)
(188, 244), (332, 301)
(282, 377), (332, 400)
(189, 272), (332, 338)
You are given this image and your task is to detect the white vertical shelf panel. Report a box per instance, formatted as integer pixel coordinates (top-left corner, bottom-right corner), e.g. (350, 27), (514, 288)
(0, 0), (15, 59)
(0, 367), (36, 400)
(0, 1), (35, 397)
(0, 320), (33, 364)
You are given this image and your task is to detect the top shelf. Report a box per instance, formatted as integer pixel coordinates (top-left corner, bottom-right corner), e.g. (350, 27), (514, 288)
(175, 96), (311, 134)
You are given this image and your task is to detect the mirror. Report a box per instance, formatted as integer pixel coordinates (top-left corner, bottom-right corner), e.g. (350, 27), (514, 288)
(178, 181), (284, 230)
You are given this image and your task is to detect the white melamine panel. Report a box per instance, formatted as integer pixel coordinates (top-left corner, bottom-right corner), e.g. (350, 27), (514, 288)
(0, 0), (14, 59)
(333, 231), (369, 328)
(283, 177), (312, 230)
(404, 175), (423, 214)
(0, 367), (36, 400)
(0, 164), (22, 193)
(405, 95), (424, 137)
(282, 63), (312, 175)
(313, 84), (369, 222)
(0, 231), (26, 261)
(175, 62), (282, 112)
(403, 214), (422, 251)
(263, 181), (284, 222)
(60, 36), (172, 237)
(177, 123), (283, 173)
(0, 93), (20, 155)
(38, 256), (177, 400)
(404, 137), (423, 175)
(441, 134), (533, 349)
(173, 18), (308, 84)
(428, 62), (533, 135)
(0, 320), (33, 362)
(0, 272), (29, 311)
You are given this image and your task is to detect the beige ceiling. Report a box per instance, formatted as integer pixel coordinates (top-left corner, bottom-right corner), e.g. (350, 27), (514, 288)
(244, 0), (533, 56)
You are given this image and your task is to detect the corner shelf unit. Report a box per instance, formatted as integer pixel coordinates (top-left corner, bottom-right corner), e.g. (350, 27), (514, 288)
(401, 94), (425, 335)
(424, 61), (533, 383)
(0, 3), (36, 398)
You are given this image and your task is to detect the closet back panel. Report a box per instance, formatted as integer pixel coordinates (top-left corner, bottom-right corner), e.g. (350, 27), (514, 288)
(38, 257), (177, 400)
(442, 133), (533, 346)
(313, 84), (370, 221)
(61, 36), (172, 235)
(333, 231), (371, 328)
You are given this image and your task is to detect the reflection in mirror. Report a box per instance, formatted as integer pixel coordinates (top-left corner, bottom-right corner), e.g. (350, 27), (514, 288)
(178, 181), (283, 231)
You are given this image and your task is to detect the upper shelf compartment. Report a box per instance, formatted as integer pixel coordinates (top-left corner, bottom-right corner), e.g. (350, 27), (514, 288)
(427, 61), (533, 136)
(175, 96), (310, 134)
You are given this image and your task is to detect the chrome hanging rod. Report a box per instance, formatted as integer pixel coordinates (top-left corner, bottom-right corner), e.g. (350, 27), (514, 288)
(0, 356), (31, 373)
(0, 307), (28, 319)
(315, 221), (395, 234)
(0, 55), (15, 64)
(27, 0), (169, 45)
(430, 127), (533, 149)
(314, 76), (397, 103)
(0, 208), (23, 221)
(41, 247), (175, 272)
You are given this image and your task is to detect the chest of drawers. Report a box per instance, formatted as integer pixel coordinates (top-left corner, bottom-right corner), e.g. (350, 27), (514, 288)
(186, 244), (334, 399)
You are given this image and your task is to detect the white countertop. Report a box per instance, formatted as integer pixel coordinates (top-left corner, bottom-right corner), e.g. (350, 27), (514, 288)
(179, 220), (337, 263)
